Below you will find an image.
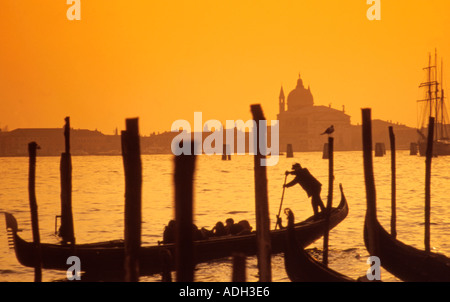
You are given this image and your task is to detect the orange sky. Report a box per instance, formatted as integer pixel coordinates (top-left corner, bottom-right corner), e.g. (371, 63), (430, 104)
(1, 1), (449, 135)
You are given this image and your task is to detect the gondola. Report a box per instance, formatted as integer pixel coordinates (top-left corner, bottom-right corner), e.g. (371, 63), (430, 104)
(362, 109), (450, 282)
(284, 185), (355, 282)
(364, 203), (450, 282)
(5, 193), (348, 276)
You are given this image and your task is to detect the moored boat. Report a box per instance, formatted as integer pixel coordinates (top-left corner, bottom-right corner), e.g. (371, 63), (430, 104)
(5, 193), (348, 276)
(283, 186), (354, 282)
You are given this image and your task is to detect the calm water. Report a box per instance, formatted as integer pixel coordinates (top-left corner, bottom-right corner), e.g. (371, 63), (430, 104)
(0, 152), (449, 282)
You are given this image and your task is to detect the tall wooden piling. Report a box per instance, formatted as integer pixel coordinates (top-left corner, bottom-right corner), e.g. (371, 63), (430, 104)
(322, 143), (329, 159)
(28, 142), (42, 282)
(232, 253), (246, 282)
(323, 137), (333, 266)
(361, 109), (379, 257)
(389, 126), (397, 239)
(174, 144), (196, 282)
(424, 117), (435, 253)
(250, 104), (272, 282)
(121, 118), (142, 282)
(59, 117), (75, 244)
(286, 144), (294, 158)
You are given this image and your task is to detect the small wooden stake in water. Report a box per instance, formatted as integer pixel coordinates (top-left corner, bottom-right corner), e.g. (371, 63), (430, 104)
(28, 142), (42, 282)
(174, 146), (196, 282)
(122, 118), (142, 282)
(286, 144), (294, 158)
(375, 143), (385, 157)
(425, 117), (435, 253)
(389, 126), (397, 239)
(250, 104), (272, 282)
(323, 137), (333, 267)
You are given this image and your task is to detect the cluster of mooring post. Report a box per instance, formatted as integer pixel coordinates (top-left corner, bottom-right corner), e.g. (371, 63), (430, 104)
(121, 118), (143, 282)
(16, 108), (445, 282)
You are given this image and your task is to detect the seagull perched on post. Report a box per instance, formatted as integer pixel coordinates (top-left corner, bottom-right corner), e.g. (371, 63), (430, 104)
(321, 125), (334, 135)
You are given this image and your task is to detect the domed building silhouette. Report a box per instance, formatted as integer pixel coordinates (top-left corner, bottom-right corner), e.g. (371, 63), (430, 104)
(277, 74), (353, 152)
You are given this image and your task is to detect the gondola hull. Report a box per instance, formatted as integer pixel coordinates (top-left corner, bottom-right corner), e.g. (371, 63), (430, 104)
(284, 187), (354, 282)
(364, 216), (450, 282)
(5, 196), (348, 276)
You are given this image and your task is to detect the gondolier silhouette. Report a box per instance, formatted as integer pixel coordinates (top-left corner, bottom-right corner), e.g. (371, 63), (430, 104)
(284, 163), (326, 216)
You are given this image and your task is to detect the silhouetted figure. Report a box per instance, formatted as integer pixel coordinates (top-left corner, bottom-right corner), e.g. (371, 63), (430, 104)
(201, 221), (227, 238)
(213, 221), (226, 236)
(163, 220), (206, 243)
(237, 220), (253, 235)
(163, 220), (176, 244)
(225, 218), (244, 235)
(321, 125), (334, 135)
(192, 224), (205, 241)
(284, 163), (326, 216)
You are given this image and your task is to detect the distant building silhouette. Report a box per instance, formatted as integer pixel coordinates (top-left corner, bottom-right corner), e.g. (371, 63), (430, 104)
(277, 74), (353, 151)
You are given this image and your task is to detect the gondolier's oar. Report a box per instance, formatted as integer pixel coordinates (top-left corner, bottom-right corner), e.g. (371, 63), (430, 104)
(275, 173), (288, 230)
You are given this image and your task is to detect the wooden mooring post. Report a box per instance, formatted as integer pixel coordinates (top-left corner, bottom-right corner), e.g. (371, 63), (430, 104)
(250, 104), (272, 282)
(121, 118), (142, 282)
(389, 126), (397, 239)
(286, 144), (294, 158)
(322, 143), (329, 159)
(410, 142), (418, 155)
(323, 137), (333, 266)
(361, 109), (379, 257)
(174, 142), (196, 282)
(222, 144), (231, 160)
(232, 253), (246, 282)
(28, 142), (42, 282)
(59, 117), (75, 244)
(374, 143), (385, 157)
(424, 117), (435, 253)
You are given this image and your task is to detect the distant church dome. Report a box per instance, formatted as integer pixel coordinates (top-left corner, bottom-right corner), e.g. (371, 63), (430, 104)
(287, 74), (314, 111)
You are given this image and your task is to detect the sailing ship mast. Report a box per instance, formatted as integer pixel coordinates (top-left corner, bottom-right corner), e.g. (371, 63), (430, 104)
(417, 50), (450, 156)
(418, 51), (439, 138)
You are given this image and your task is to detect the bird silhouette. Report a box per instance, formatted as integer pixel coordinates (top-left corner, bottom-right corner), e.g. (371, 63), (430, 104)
(321, 125), (334, 135)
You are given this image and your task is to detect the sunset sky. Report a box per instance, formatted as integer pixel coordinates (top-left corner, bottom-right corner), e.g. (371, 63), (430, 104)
(1, 1), (449, 135)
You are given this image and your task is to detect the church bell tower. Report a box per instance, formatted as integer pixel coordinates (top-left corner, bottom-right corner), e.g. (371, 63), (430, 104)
(279, 86), (285, 114)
